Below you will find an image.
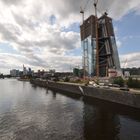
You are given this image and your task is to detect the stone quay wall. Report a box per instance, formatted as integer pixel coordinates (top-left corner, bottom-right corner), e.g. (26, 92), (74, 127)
(30, 79), (140, 109)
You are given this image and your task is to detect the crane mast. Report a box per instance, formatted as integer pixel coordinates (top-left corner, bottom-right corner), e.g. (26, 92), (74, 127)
(94, 0), (99, 79)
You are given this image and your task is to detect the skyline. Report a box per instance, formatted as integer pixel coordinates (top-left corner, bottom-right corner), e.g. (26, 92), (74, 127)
(0, 0), (140, 74)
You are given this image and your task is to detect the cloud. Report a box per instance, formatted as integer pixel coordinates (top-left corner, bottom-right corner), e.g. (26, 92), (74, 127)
(98, 0), (140, 20)
(121, 35), (140, 41)
(120, 52), (140, 68)
(0, 23), (19, 42)
(0, 52), (81, 74)
(0, 0), (140, 73)
(1, 0), (22, 5)
(116, 40), (122, 48)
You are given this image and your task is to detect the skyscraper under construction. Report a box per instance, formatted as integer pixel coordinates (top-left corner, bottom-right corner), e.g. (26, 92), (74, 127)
(80, 13), (121, 77)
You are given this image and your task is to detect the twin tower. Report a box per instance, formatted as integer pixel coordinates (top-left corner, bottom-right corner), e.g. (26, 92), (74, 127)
(80, 13), (121, 77)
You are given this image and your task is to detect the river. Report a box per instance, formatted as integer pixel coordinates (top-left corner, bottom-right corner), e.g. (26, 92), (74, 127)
(0, 79), (140, 140)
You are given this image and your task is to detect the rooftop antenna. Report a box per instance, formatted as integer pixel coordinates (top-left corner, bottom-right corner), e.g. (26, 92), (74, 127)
(94, 0), (99, 79)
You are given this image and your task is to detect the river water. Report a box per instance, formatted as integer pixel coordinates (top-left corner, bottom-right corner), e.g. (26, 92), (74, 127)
(0, 79), (140, 140)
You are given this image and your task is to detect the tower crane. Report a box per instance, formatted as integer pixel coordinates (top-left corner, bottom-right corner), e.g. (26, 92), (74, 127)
(94, 0), (99, 79)
(80, 0), (91, 81)
(80, 0), (91, 23)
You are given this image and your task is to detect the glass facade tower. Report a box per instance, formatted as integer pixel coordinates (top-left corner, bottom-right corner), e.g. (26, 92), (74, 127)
(82, 36), (96, 76)
(80, 13), (121, 77)
(80, 15), (97, 77)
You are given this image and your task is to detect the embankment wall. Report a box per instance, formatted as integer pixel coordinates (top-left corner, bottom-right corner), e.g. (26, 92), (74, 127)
(30, 79), (140, 109)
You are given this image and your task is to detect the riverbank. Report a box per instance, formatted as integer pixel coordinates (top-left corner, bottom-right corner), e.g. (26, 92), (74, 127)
(30, 79), (140, 109)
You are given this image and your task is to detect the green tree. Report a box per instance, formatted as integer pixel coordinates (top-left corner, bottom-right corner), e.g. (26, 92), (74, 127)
(64, 77), (70, 82)
(127, 77), (140, 88)
(113, 77), (124, 87)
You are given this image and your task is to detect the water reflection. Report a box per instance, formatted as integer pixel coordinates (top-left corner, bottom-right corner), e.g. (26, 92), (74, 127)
(0, 79), (140, 140)
(52, 91), (56, 99)
(83, 103), (120, 140)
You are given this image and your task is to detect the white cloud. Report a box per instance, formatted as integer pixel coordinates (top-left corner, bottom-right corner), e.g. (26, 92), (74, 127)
(0, 0), (140, 73)
(98, 0), (140, 20)
(0, 52), (81, 74)
(116, 40), (122, 48)
(122, 35), (140, 41)
(120, 52), (140, 68)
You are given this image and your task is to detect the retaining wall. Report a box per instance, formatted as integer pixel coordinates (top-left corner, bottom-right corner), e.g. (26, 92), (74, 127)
(30, 80), (140, 109)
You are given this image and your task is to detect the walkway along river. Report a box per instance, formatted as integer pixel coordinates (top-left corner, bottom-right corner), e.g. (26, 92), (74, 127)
(0, 79), (140, 140)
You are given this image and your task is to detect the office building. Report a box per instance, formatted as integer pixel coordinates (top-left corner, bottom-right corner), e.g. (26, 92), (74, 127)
(80, 13), (121, 77)
(10, 69), (20, 77)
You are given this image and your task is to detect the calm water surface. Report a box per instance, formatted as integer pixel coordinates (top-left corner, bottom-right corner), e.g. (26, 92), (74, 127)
(0, 79), (140, 140)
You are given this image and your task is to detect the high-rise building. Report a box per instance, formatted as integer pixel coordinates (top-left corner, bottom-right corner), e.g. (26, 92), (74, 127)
(80, 15), (97, 77)
(23, 65), (28, 76)
(10, 69), (20, 77)
(80, 13), (121, 77)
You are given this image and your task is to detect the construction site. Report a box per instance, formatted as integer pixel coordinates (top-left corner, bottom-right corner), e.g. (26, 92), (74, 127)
(80, 0), (122, 79)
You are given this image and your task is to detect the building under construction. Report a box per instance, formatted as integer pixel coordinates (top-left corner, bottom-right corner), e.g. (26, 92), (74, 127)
(80, 13), (121, 77)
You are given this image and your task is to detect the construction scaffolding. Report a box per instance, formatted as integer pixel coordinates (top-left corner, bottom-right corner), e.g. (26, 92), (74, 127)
(80, 13), (121, 77)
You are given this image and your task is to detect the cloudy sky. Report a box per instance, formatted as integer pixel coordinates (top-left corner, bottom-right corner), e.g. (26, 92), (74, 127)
(0, 0), (140, 74)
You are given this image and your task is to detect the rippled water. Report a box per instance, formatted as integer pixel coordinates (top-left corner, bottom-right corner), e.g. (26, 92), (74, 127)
(0, 79), (140, 140)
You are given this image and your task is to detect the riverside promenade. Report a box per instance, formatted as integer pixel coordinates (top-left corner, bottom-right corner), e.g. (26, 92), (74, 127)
(30, 79), (140, 109)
